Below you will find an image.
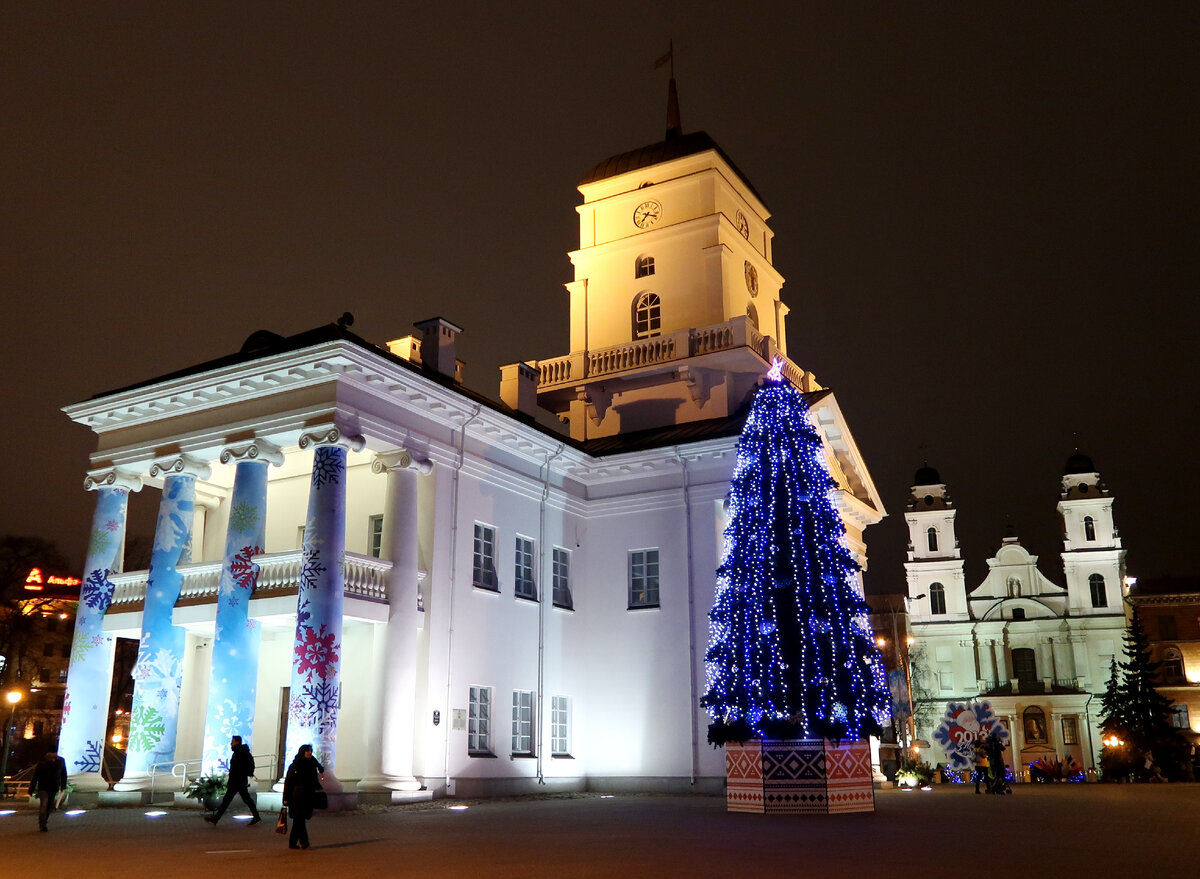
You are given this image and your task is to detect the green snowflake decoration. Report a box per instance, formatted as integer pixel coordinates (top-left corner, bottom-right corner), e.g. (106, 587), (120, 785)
(128, 703), (167, 752)
(88, 529), (114, 557)
(228, 500), (260, 535)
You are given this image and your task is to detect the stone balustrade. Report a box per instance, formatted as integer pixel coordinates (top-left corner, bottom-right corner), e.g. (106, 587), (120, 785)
(107, 550), (392, 608)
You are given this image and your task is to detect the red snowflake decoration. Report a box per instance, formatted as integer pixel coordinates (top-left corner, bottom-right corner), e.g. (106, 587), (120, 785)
(229, 545), (263, 591)
(295, 625), (339, 679)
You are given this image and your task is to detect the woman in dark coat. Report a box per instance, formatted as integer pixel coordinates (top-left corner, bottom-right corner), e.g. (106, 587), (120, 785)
(282, 744), (324, 849)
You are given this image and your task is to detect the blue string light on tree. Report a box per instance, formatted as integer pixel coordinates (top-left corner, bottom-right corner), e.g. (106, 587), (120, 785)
(701, 358), (891, 744)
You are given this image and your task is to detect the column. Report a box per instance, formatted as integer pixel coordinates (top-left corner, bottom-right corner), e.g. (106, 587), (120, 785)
(283, 427), (362, 790)
(358, 449), (432, 793)
(116, 454), (209, 790)
(200, 439), (282, 773)
(60, 469), (141, 790)
(992, 640), (1008, 685)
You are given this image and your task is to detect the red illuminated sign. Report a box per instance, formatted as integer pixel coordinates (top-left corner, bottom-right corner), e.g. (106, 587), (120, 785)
(24, 568), (82, 591)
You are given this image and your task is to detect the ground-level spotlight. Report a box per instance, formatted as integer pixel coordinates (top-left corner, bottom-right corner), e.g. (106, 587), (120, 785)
(599, 795), (615, 799)
(447, 804), (468, 811)
(0, 809), (16, 816)
(919, 786), (933, 792)
(232, 814), (253, 821)
(144, 810), (168, 818)
(65, 809), (86, 817)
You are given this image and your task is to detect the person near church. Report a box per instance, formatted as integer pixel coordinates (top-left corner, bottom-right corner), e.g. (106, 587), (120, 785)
(205, 735), (262, 825)
(33, 750), (68, 832)
(282, 744), (323, 850)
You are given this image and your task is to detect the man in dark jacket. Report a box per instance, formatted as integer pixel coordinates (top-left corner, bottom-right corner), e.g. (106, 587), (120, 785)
(33, 750), (68, 832)
(206, 735), (262, 825)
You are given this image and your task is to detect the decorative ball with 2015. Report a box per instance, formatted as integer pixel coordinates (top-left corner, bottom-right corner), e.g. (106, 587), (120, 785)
(933, 701), (1010, 770)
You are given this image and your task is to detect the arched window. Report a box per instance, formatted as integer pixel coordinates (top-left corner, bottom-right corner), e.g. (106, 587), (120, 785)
(1161, 647), (1186, 685)
(1022, 706), (1048, 743)
(927, 527), (938, 552)
(1084, 516), (1096, 541)
(746, 302), (759, 329)
(635, 255), (655, 278)
(929, 582), (946, 615)
(633, 292), (661, 340)
(1089, 573), (1107, 608)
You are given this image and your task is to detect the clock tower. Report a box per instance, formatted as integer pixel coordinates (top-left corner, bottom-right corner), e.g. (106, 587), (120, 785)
(526, 105), (816, 442)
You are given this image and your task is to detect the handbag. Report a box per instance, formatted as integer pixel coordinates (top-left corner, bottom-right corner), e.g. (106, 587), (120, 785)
(274, 807), (288, 834)
(313, 789), (329, 810)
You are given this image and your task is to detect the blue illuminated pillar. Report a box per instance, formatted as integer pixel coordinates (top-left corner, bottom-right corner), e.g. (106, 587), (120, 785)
(60, 469), (142, 790)
(117, 455), (209, 790)
(200, 440), (283, 773)
(284, 428), (362, 788)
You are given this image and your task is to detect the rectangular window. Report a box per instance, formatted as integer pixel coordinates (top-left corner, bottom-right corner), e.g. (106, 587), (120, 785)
(368, 514), (384, 558)
(1170, 704), (1190, 729)
(297, 525), (306, 549)
(1061, 716), (1080, 745)
(43, 643), (54, 657)
(60, 644), (70, 658)
(473, 524), (497, 590)
(552, 547), (572, 609)
(468, 686), (492, 754)
(514, 535), (536, 600)
(551, 695), (571, 756)
(629, 548), (660, 608)
(57, 669), (68, 684)
(511, 689), (534, 755)
(1158, 615), (1177, 640)
(938, 667), (954, 691)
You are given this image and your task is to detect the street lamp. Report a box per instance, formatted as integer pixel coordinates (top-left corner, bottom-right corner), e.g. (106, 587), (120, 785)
(1, 690), (22, 797)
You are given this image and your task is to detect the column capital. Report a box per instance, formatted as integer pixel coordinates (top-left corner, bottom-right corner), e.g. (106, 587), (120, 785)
(298, 426), (365, 452)
(83, 466), (143, 493)
(149, 453), (212, 480)
(220, 437), (285, 466)
(371, 449), (433, 476)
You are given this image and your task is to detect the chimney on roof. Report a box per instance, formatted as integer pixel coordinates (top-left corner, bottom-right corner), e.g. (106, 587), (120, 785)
(413, 317), (463, 380)
(499, 362), (539, 418)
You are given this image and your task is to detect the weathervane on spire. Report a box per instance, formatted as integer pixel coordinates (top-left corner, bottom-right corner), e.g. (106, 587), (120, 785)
(655, 40), (681, 139)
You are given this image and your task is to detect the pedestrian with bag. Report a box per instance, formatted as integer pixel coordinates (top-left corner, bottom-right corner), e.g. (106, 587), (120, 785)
(282, 744), (324, 850)
(33, 750), (67, 832)
(206, 735), (262, 825)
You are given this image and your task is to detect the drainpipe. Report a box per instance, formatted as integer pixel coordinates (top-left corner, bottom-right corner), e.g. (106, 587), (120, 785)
(443, 403), (482, 795)
(536, 443), (566, 785)
(1084, 692), (1097, 775)
(674, 447), (699, 785)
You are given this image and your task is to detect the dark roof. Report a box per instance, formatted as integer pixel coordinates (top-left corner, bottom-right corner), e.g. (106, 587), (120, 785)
(1130, 576), (1200, 597)
(913, 463), (942, 486)
(1064, 450), (1096, 474)
(579, 130), (767, 208)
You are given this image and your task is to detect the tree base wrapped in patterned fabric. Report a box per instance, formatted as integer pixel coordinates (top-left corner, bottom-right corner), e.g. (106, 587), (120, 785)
(725, 738), (875, 814)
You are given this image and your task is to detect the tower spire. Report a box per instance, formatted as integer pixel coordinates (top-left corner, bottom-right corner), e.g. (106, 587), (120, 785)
(655, 40), (681, 139)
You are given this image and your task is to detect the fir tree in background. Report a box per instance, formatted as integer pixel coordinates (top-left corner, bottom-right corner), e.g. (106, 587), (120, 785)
(701, 362), (890, 745)
(1100, 605), (1187, 780)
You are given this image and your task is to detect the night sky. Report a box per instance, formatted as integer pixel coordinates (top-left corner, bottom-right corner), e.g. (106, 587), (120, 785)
(3, 4), (1197, 594)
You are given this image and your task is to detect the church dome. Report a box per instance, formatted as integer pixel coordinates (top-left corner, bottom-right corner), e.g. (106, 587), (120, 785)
(1064, 450), (1095, 474)
(913, 463), (941, 486)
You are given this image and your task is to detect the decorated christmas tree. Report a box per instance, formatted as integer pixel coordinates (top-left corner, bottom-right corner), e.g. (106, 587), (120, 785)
(701, 361), (890, 746)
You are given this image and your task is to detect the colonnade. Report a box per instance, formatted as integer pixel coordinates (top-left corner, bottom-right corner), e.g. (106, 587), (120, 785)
(58, 430), (432, 793)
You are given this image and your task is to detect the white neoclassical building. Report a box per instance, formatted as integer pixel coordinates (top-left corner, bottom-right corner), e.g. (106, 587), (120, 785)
(903, 455), (1127, 778)
(57, 120), (886, 802)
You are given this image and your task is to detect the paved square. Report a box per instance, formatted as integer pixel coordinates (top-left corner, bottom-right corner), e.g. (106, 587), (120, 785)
(1, 785), (1195, 878)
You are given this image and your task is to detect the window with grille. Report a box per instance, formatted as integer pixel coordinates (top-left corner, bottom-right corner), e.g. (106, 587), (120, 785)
(635, 255), (655, 278)
(633, 293), (661, 339)
(512, 690), (534, 755)
(629, 549), (660, 608)
(468, 686), (492, 754)
(1089, 574), (1107, 608)
(552, 547), (572, 609)
(1061, 716), (1080, 745)
(551, 695), (571, 756)
(473, 524), (498, 590)
(514, 535), (536, 600)
(368, 514), (384, 558)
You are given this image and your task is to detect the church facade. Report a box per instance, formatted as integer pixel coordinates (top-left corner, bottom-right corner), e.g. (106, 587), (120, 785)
(57, 123), (884, 800)
(903, 455), (1127, 778)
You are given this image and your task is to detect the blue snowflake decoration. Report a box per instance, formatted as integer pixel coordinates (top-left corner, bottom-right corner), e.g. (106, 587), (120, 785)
(81, 568), (114, 611)
(311, 453), (343, 489)
(74, 739), (103, 773)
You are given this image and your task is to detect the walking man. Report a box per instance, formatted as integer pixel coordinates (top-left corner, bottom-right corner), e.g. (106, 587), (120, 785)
(33, 750), (67, 832)
(205, 735), (261, 825)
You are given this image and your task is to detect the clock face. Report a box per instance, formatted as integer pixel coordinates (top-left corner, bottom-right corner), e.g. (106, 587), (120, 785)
(633, 200), (662, 229)
(744, 261), (759, 296)
(736, 210), (750, 239)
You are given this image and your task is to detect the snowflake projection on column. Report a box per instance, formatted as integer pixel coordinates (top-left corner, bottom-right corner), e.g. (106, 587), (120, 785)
(73, 740), (104, 773)
(227, 499), (261, 534)
(311, 453), (343, 489)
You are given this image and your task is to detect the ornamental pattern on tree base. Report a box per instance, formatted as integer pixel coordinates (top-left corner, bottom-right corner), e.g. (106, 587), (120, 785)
(725, 738), (875, 814)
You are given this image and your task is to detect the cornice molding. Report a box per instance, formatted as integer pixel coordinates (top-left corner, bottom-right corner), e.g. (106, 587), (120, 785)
(149, 453), (212, 480)
(298, 426), (365, 452)
(220, 437), (285, 466)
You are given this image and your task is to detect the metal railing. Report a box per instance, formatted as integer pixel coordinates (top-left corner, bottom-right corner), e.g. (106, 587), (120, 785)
(151, 753), (278, 799)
